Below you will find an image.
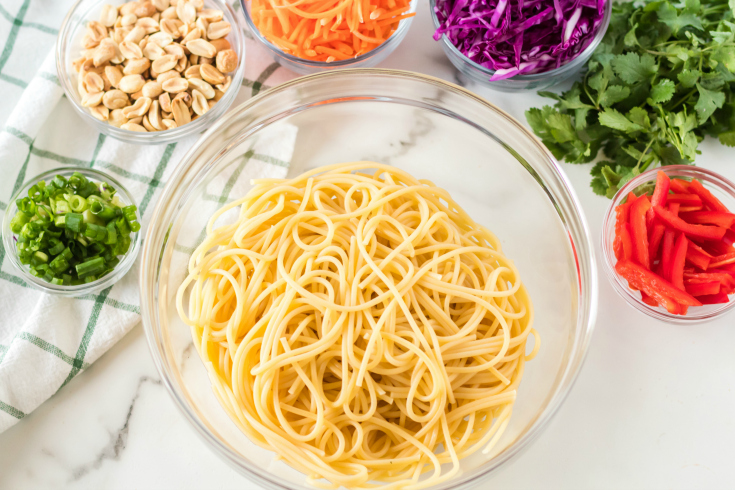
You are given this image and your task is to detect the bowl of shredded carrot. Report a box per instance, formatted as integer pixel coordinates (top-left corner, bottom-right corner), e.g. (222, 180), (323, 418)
(241, 0), (416, 74)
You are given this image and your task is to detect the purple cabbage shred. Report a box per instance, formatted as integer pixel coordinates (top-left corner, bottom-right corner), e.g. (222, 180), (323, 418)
(433, 0), (606, 81)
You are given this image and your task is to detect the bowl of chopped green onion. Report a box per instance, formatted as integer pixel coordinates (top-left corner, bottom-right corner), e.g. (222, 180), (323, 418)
(2, 167), (141, 296)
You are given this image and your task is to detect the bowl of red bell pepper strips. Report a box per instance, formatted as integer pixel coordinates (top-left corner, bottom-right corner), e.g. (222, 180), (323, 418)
(602, 165), (735, 322)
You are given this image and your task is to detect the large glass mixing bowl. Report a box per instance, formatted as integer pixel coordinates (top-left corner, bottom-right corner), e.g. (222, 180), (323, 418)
(140, 69), (598, 489)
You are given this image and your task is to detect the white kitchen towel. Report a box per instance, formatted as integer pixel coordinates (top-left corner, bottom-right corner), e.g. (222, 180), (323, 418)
(0, 0), (298, 433)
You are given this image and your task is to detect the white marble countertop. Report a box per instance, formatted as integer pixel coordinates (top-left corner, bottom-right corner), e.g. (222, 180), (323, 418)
(2, 4), (735, 490)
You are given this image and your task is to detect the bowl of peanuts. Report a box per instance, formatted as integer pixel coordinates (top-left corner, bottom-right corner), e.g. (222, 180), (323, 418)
(56, 0), (246, 144)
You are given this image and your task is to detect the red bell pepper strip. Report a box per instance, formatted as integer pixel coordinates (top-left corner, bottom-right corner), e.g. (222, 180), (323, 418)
(684, 271), (735, 286)
(685, 280), (720, 296)
(660, 229), (676, 281)
(678, 206), (705, 213)
(648, 222), (666, 264)
(685, 241), (712, 271)
(671, 233), (688, 291)
(651, 171), (670, 208)
(689, 179), (729, 213)
(647, 171), (670, 224)
(621, 223), (634, 261)
(652, 206), (727, 241)
(700, 239), (734, 257)
(710, 252), (735, 268)
(724, 230), (735, 247)
(640, 292), (659, 307)
(669, 179), (690, 194)
(679, 211), (735, 228)
(615, 260), (702, 311)
(613, 203), (630, 260)
(689, 240), (713, 257)
(666, 194), (703, 206)
(697, 292), (730, 305)
(686, 249), (711, 270)
(684, 272), (735, 295)
(625, 191), (638, 205)
(668, 202), (680, 216)
(630, 197), (652, 269)
(718, 263), (735, 274)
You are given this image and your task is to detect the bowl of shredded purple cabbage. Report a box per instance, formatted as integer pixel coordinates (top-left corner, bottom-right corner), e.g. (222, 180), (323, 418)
(432, 0), (611, 91)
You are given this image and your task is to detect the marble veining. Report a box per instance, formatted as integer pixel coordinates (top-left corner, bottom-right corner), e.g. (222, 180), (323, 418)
(70, 376), (161, 483)
(363, 110), (436, 164)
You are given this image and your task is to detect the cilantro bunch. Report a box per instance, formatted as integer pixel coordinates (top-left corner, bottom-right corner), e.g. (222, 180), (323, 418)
(526, 0), (735, 197)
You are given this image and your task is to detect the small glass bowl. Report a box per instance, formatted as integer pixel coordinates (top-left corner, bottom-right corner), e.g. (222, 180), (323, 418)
(240, 0), (416, 75)
(2, 167), (141, 297)
(56, 0), (247, 145)
(602, 165), (735, 323)
(429, 0), (612, 92)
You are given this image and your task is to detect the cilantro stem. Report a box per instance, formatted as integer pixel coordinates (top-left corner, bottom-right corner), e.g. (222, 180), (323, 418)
(702, 5), (728, 14)
(582, 70), (600, 111)
(666, 88), (697, 112)
(645, 50), (672, 56)
(637, 138), (656, 171)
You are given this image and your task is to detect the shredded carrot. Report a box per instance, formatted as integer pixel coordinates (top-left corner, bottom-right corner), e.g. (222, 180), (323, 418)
(251, 0), (414, 62)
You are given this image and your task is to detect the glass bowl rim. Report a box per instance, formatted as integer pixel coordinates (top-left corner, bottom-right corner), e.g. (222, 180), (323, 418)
(239, 0), (417, 68)
(139, 68), (599, 489)
(55, 0), (247, 144)
(601, 164), (735, 323)
(428, 0), (612, 82)
(1, 166), (141, 296)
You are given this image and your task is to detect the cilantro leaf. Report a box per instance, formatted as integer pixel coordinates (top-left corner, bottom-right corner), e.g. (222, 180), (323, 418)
(712, 46), (735, 72)
(685, 0), (701, 13)
(677, 69), (701, 88)
(525, 107), (594, 164)
(650, 79), (676, 103)
(718, 131), (735, 146)
(657, 2), (703, 32)
(599, 108), (645, 132)
(627, 107), (652, 130)
(694, 83), (726, 123)
(656, 145), (691, 166)
(624, 23), (639, 47)
(611, 52), (658, 84)
(599, 85), (631, 107)
(547, 112), (577, 143)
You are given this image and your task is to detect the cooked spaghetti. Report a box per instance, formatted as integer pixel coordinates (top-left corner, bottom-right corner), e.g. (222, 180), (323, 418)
(177, 162), (538, 489)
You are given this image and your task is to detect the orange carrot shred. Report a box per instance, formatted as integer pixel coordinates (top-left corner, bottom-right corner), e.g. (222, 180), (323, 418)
(250, 0), (414, 62)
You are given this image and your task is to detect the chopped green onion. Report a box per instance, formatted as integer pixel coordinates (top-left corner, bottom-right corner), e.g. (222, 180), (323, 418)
(84, 223), (108, 242)
(49, 254), (69, 274)
(52, 175), (68, 188)
(115, 217), (130, 235)
(68, 195), (88, 212)
(9, 173), (140, 285)
(90, 200), (117, 221)
(78, 182), (98, 198)
(55, 200), (70, 215)
(83, 209), (104, 226)
(31, 251), (49, 267)
(48, 238), (65, 256)
(105, 222), (118, 245)
(65, 213), (83, 233)
(76, 257), (105, 278)
(10, 212), (30, 234)
(122, 205), (137, 223)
